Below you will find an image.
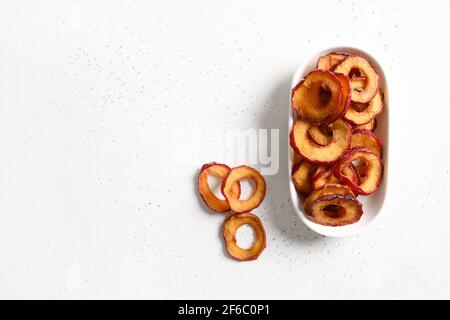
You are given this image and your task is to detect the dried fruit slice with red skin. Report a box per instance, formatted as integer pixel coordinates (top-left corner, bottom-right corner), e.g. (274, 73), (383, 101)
(304, 183), (355, 213)
(222, 165), (266, 213)
(308, 194), (363, 226)
(338, 163), (361, 189)
(335, 56), (379, 103)
(316, 52), (349, 71)
(355, 118), (376, 131)
(334, 148), (383, 195)
(198, 162), (241, 213)
(311, 167), (340, 190)
(343, 91), (383, 125)
(222, 212), (266, 261)
(317, 56), (333, 70)
(324, 73), (351, 123)
(351, 129), (383, 157)
(352, 159), (368, 178)
(291, 70), (343, 124)
(343, 163), (361, 186)
(308, 124), (333, 146)
(332, 51), (352, 56)
(312, 165), (359, 191)
(291, 160), (316, 194)
(290, 118), (351, 165)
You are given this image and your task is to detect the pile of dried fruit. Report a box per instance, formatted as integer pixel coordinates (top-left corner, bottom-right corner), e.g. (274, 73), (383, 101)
(290, 51), (384, 226)
(198, 163), (267, 261)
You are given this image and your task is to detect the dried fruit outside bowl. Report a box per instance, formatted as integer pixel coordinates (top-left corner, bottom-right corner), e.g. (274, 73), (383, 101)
(288, 46), (389, 237)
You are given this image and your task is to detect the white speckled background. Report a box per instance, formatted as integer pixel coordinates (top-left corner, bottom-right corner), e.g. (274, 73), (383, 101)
(0, 0), (448, 299)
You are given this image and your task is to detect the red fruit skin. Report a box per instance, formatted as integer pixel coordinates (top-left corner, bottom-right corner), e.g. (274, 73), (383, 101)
(329, 51), (352, 56)
(291, 160), (302, 175)
(335, 54), (381, 103)
(352, 129), (383, 158)
(333, 51), (382, 91)
(308, 193), (363, 226)
(343, 93), (384, 127)
(337, 52), (381, 79)
(222, 212), (266, 261)
(311, 168), (328, 189)
(311, 164), (359, 192)
(198, 162), (241, 213)
(291, 70), (343, 125)
(289, 126), (302, 157)
(348, 162), (361, 186)
(333, 148), (383, 195)
(326, 73), (351, 123)
(200, 162), (219, 172)
(221, 165), (266, 214)
(290, 121), (352, 166)
(315, 51), (351, 70)
(343, 114), (360, 127)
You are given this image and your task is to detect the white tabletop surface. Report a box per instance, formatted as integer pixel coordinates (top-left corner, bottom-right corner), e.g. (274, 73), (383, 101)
(0, 1), (449, 299)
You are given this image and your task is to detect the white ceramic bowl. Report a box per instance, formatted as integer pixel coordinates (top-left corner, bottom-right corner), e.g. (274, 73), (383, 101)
(289, 46), (389, 237)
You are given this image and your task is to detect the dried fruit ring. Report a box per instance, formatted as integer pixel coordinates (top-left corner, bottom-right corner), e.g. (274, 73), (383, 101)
(222, 165), (266, 213)
(355, 118), (376, 131)
(312, 165), (359, 191)
(334, 148), (383, 195)
(290, 118), (351, 165)
(307, 194), (363, 226)
(291, 70), (343, 124)
(351, 129), (383, 157)
(335, 56), (379, 103)
(304, 183), (355, 213)
(311, 167), (340, 190)
(344, 91), (383, 125)
(291, 160), (316, 194)
(316, 52), (349, 71)
(222, 212), (266, 261)
(197, 163), (241, 213)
